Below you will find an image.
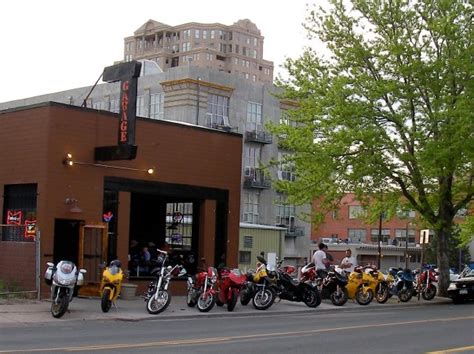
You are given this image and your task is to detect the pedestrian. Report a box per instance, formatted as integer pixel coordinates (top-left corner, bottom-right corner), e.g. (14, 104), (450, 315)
(312, 242), (329, 278)
(340, 249), (357, 273)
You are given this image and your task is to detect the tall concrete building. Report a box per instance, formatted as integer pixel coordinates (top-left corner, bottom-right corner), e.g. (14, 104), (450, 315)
(0, 19), (310, 269)
(124, 19), (274, 83)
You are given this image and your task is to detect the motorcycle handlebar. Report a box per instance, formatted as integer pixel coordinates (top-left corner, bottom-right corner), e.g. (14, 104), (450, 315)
(156, 248), (168, 255)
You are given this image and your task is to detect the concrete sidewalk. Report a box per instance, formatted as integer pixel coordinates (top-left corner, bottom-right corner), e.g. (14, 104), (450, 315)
(0, 295), (452, 326)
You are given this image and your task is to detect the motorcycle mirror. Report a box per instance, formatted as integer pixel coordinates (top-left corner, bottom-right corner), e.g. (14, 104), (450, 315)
(46, 262), (54, 267)
(179, 268), (187, 277)
(79, 269), (87, 274)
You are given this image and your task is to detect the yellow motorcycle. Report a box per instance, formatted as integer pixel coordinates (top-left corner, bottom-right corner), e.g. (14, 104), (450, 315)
(100, 260), (124, 312)
(345, 266), (375, 305)
(365, 266), (393, 304)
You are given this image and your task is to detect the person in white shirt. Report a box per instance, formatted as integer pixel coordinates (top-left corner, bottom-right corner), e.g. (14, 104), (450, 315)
(312, 242), (328, 278)
(340, 249), (357, 273)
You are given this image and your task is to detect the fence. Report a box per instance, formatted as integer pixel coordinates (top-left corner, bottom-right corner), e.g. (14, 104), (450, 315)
(0, 225), (40, 299)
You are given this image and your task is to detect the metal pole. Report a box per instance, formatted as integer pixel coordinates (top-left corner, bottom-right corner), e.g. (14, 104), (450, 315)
(195, 77), (201, 125)
(405, 222), (409, 269)
(377, 213), (382, 269)
(36, 230), (41, 300)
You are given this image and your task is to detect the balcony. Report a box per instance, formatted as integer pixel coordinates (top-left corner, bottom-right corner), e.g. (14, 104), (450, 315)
(243, 168), (271, 189)
(245, 130), (273, 144)
(205, 113), (237, 132)
(285, 226), (305, 237)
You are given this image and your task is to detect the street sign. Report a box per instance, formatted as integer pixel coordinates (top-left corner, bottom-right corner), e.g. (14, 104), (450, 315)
(420, 229), (431, 244)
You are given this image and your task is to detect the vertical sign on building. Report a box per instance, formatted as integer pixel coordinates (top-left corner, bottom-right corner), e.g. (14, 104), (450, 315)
(95, 61), (142, 161)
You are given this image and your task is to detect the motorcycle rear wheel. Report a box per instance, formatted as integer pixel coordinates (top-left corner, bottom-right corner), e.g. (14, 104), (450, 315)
(398, 287), (413, 302)
(197, 292), (216, 312)
(51, 292), (69, 318)
(421, 284), (437, 301)
(355, 286), (374, 305)
(147, 290), (171, 314)
(252, 289), (274, 310)
(101, 288), (112, 313)
(375, 283), (390, 304)
(330, 288), (348, 306)
(303, 288), (321, 308)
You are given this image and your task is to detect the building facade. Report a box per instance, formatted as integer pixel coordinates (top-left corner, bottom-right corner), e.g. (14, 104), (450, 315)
(124, 19), (274, 83)
(0, 21), (310, 267)
(0, 102), (242, 295)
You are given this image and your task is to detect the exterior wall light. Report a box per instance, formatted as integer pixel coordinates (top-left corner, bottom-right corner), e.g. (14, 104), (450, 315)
(62, 153), (154, 174)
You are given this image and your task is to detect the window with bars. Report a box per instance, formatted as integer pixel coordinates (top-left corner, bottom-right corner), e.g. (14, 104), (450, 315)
(239, 251), (251, 264)
(277, 153), (296, 181)
(243, 236), (253, 248)
(165, 202), (194, 251)
(2, 184), (37, 242)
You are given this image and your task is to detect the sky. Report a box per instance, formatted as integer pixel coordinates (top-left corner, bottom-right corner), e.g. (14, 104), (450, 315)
(0, 0), (323, 103)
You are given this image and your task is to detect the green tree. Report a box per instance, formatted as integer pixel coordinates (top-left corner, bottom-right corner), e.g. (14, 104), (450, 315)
(269, 0), (473, 296)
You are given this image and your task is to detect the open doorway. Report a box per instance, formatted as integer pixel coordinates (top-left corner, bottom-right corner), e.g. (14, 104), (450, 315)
(53, 219), (81, 265)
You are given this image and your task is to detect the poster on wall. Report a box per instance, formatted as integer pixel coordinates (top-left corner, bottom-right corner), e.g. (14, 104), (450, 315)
(24, 220), (37, 240)
(6, 210), (22, 225)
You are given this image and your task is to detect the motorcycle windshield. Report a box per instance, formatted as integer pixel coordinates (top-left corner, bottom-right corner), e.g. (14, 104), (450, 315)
(59, 261), (75, 274)
(109, 265), (120, 275)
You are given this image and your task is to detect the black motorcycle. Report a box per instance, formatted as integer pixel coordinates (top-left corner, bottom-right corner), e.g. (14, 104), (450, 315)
(388, 267), (415, 302)
(317, 267), (349, 306)
(240, 255), (276, 310)
(273, 265), (321, 308)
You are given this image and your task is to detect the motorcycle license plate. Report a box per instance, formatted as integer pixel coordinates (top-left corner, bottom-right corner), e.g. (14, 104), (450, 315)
(459, 289), (468, 295)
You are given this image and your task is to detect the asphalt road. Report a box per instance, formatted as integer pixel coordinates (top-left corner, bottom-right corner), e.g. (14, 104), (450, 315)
(0, 303), (473, 354)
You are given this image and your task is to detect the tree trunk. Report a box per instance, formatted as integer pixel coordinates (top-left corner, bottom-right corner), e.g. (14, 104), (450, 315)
(436, 226), (451, 297)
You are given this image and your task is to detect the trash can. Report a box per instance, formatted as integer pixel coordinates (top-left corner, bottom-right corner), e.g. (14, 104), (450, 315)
(120, 283), (138, 300)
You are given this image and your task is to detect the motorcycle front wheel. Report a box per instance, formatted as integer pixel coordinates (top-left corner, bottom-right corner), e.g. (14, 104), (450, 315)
(186, 288), (197, 307)
(147, 290), (171, 314)
(421, 284), (437, 301)
(330, 288), (348, 306)
(355, 286), (374, 305)
(303, 288), (321, 308)
(51, 292), (69, 318)
(398, 287), (413, 302)
(240, 286), (252, 306)
(227, 289), (239, 312)
(101, 288), (112, 313)
(197, 292), (216, 312)
(375, 283), (390, 304)
(252, 289), (274, 310)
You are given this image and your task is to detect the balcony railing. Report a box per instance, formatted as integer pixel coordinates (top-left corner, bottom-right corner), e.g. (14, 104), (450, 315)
(285, 226), (305, 237)
(243, 168), (271, 189)
(245, 130), (273, 144)
(205, 113), (237, 132)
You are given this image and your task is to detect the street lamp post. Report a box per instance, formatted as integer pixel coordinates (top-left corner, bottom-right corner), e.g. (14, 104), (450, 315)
(377, 213), (383, 269)
(405, 221), (413, 269)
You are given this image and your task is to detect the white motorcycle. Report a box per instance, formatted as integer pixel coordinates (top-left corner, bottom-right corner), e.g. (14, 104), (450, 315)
(44, 260), (87, 318)
(144, 249), (187, 314)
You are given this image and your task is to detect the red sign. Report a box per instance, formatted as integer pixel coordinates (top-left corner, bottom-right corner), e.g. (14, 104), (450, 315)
(6, 210), (22, 225)
(120, 81), (129, 143)
(25, 220), (37, 240)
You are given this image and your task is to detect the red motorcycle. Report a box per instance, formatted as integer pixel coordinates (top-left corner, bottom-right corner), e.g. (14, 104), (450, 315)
(186, 262), (218, 312)
(216, 268), (247, 311)
(414, 266), (438, 300)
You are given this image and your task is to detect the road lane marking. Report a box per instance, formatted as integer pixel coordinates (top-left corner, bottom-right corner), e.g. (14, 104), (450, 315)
(2, 315), (473, 353)
(426, 345), (474, 354)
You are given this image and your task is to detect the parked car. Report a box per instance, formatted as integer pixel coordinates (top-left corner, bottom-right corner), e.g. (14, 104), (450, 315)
(447, 267), (474, 304)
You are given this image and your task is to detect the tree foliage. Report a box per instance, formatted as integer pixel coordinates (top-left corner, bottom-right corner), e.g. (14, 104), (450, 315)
(269, 0), (473, 295)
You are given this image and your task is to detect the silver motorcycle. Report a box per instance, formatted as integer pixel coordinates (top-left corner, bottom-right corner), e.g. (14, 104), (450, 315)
(44, 260), (87, 318)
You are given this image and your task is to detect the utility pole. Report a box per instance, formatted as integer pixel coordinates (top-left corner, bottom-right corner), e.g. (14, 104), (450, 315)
(377, 213), (383, 269)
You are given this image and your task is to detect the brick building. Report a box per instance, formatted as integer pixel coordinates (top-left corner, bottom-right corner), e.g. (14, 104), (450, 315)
(0, 102), (242, 296)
